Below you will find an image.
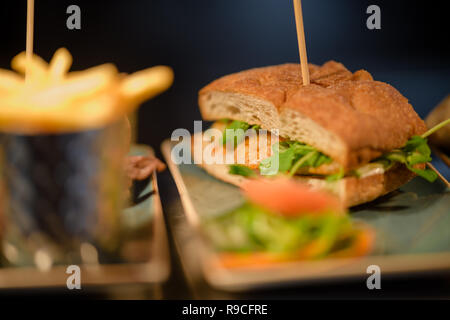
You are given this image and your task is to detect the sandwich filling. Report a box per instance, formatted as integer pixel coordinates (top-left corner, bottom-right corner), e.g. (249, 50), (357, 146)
(215, 119), (437, 183)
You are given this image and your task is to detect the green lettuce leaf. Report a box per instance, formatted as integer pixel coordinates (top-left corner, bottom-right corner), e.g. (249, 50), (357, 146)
(259, 141), (332, 176)
(203, 203), (350, 254)
(406, 164), (437, 182)
(222, 120), (251, 146)
(229, 165), (256, 177)
(326, 167), (345, 182)
(379, 135), (437, 182)
(222, 120), (261, 147)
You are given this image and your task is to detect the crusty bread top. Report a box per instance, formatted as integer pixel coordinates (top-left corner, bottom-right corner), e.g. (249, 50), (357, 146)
(199, 61), (427, 168)
(199, 62), (373, 110)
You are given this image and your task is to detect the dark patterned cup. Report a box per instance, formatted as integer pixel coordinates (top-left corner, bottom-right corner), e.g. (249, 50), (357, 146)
(0, 121), (128, 267)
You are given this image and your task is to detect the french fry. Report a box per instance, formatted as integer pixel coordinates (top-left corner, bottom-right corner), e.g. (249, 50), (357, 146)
(11, 51), (48, 82)
(0, 69), (24, 92)
(0, 93), (113, 133)
(0, 48), (173, 133)
(74, 93), (118, 127)
(49, 47), (73, 81)
(120, 65), (173, 105)
(31, 64), (118, 107)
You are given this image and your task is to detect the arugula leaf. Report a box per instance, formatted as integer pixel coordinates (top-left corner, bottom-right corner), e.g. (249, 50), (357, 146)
(406, 164), (438, 182)
(288, 151), (317, 177)
(421, 118), (450, 138)
(222, 120), (251, 146)
(379, 135), (437, 182)
(407, 151), (431, 166)
(221, 120), (262, 148)
(315, 153), (332, 167)
(259, 141), (332, 176)
(385, 151), (406, 163)
(259, 143), (293, 175)
(393, 119), (450, 182)
(326, 167), (345, 182)
(229, 165), (257, 177)
(404, 136), (432, 165)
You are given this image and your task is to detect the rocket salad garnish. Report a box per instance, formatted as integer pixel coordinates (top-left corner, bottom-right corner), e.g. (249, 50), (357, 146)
(224, 119), (450, 183)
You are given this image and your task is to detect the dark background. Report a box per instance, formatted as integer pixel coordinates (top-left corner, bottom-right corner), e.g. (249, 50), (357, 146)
(1, 0), (449, 154)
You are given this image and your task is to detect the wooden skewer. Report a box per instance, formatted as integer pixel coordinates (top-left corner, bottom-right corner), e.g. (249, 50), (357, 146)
(427, 162), (449, 187)
(26, 0), (35, 82)
(293, 0), (310, 86)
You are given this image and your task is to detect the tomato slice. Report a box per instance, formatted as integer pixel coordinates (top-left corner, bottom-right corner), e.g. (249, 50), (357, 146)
(241, 178), (343, 217)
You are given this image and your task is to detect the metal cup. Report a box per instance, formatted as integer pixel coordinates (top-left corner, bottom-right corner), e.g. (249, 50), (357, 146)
(0, 120), (128, 267)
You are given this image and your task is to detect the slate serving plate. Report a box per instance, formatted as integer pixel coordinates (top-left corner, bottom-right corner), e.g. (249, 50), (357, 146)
(0, 145), (170, 289)
(162, 139), (450, 291)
